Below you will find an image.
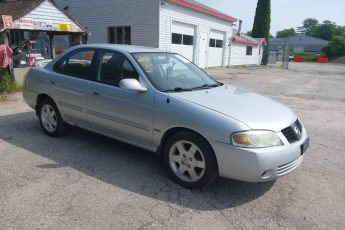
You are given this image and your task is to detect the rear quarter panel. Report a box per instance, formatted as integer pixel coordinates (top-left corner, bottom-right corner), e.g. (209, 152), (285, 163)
(23, 67), (50, 109)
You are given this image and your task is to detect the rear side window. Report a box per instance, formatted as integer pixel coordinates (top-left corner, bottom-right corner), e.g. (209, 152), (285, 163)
(53, 49), (95, 79)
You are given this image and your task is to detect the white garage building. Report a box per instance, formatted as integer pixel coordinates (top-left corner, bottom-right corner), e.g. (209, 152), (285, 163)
(230, 30), (266, 66)
(55, 0), (236, 68)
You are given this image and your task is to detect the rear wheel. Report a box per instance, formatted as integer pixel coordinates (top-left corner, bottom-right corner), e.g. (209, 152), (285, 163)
(163, 132), (218, 189)
(38, 98), (66, 137)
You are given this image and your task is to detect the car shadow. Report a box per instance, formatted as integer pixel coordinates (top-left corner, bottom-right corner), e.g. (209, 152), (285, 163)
(0, 111), (275, 211)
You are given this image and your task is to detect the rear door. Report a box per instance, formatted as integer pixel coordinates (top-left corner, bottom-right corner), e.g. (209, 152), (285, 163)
(87, 49), (154, 146)
(48, 48), (96, 126)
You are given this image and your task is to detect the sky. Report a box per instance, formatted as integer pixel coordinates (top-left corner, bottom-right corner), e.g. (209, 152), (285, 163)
(196, 0), (345, 36)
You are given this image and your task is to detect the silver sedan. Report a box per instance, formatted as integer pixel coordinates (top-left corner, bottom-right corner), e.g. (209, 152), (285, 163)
(23, 44), (309, 189)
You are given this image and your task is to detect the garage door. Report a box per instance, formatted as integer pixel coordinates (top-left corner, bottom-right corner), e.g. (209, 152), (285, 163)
(208, 30), (225, 67)
(171, 21), (195, 62)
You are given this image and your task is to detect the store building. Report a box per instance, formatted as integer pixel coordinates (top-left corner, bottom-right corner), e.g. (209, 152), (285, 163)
(0, 0), (87, 59)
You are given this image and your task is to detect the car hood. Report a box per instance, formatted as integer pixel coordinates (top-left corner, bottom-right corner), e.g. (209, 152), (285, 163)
(171, 85), (297, 131)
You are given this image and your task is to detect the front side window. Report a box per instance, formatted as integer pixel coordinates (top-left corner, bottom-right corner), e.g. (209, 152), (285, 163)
(96, 51), (138, 86)
(53, 49), (95, 79)
(108, 26), (131, 44)
(246, 46), (253, 56)
(132, 53), (220, 91)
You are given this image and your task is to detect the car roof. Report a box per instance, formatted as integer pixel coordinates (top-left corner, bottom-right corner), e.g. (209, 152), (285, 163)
(76, 44), (167, 53)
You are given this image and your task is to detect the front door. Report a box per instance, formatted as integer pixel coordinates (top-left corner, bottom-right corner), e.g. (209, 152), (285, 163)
(87, 50), (154, 146)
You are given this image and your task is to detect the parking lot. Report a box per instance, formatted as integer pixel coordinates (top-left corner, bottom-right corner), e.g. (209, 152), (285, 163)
(1, 62), (344, 229)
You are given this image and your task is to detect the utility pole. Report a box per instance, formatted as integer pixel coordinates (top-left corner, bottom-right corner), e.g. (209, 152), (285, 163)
(282, 36), (290, 69)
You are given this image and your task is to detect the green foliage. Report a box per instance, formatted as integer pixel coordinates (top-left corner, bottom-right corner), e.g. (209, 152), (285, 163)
(297, 18), (319, 35)
(298, 18), (345, 41)
(331, 56), (345, 64)
(293, 53), (318, 62)
(276, 28), (297, 38)
(0, 74), (19, 94)
(252, 0), (271, 65)
(322, 36), (345, 58)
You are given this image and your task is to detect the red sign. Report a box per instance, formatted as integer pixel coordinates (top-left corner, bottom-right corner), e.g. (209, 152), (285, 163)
(2, 15), (13, 29)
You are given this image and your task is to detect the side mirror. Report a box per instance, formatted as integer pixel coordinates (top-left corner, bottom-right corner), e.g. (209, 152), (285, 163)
(119, 78), (147, 93)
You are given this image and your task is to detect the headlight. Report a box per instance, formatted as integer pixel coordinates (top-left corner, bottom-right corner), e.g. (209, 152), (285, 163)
(231, 130), (283, 148)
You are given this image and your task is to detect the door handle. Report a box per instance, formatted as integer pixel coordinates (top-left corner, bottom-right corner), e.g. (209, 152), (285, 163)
(50, 81), (56, 85)
(91, 91), (100, 96)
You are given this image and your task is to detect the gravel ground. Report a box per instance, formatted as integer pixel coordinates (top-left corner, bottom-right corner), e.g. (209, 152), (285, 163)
(0, 62), (344, 229)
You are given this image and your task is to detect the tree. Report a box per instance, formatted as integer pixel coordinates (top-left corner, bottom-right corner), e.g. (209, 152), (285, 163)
(322, 36), (345, 58)
(297, 18), (345, 41)
(252, 0), (271, 65)
(276, 28), (297, 38)
(297, 18), (319, 35)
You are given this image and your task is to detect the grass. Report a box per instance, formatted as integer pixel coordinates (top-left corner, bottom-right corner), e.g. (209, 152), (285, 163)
(0, 74), (23, 101)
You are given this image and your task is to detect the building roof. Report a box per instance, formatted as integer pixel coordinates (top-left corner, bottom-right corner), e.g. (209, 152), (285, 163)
(270, 34), (329, 46)
(168, 0), (237, 23)
(0, 0), (86, 32)
(232, 30), (266, 46)
(0, 0), (46, 23)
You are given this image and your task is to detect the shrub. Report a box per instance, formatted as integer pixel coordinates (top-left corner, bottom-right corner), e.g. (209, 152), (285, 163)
(293, 52), (318, 62)
(0, 74), (19, 94)
(322, 36), (345, 58)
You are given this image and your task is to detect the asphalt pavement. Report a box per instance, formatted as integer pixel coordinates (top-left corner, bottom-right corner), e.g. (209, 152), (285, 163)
(0, 62), (344, 229)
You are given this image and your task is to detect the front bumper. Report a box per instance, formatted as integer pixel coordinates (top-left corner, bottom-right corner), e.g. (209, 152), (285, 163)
(212, 128), (309, 182)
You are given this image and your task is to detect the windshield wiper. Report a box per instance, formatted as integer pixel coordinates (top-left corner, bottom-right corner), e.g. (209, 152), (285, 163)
(190, 82), (223, 90)
(162, 87), (193, 92)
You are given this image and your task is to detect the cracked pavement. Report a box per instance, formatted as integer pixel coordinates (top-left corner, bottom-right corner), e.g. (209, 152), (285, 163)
(1, 62), (344, 229)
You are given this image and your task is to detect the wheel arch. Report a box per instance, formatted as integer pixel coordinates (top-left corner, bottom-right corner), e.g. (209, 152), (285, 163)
(35, 94), (55, 116)
(158, 127), (218, 168)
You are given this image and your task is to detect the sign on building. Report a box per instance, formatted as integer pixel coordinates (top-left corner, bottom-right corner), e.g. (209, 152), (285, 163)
(2, 15), (13, 29)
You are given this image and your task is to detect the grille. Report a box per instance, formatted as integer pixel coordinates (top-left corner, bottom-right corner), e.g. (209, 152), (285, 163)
(281, 119), (303, 143)
(295, 119), (302, 132)
(277, 156), (303, 176)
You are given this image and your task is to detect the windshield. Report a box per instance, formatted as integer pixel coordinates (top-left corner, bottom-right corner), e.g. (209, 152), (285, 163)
(132, 52), (221, 92)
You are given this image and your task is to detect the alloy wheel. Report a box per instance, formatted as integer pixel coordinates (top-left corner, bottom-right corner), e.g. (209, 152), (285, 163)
(169, 140), (206, 182)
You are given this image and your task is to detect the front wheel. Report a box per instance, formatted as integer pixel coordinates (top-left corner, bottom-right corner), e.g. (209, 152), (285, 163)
(163, 132), (218, 189)
(38, 98), (66, 137)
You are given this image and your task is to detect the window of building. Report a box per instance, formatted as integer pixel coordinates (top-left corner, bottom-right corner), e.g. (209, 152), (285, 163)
(97, 51), (138, 86)
(171, 33), (194, 45)
(108, 26), (131, 44)
(216, 40), (223, 48)
(209, 39), (223, 48)
(172, 33), (182, 44)
(246, 46), (253, 56)
(53, 49), (95, 79)
(209, 39), (215, 47)
(183, 35), (194, 45)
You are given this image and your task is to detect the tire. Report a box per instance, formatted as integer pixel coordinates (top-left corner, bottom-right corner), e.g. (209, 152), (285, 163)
(38, 98), (67, 137)
(163, 131), (218, 189)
